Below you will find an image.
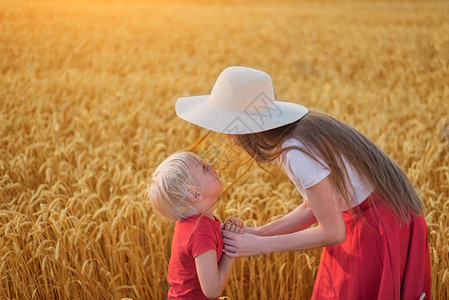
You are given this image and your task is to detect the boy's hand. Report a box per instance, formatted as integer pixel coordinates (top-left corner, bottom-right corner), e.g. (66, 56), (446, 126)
(221, 217), (244, 234)
(222, 217), (261, 235)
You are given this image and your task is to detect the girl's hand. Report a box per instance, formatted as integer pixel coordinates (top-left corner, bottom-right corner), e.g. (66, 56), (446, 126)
(221, 230), (263, 258)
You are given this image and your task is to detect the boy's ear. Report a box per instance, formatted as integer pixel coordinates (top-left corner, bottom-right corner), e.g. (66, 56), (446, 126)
(188, 188), (203, 203)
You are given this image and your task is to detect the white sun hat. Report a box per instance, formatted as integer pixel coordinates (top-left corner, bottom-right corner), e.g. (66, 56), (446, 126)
(175, 66), (308, 134)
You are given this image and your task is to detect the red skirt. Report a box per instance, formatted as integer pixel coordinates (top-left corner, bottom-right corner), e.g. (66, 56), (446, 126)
(311, 192), (431, 300)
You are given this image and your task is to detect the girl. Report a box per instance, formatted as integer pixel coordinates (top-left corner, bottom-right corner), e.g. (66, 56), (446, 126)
(175, 66), (431, 299)
(148, 151), (242, 300)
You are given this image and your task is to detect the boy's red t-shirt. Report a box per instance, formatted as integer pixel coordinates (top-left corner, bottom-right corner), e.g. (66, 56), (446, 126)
(167, 214), (223, 300)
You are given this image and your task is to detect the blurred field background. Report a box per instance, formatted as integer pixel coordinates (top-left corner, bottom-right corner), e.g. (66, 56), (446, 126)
(1, 0), (448, 299)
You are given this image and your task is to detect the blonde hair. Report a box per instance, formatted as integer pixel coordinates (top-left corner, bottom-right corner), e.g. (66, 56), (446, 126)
(147, 151), (203, 220)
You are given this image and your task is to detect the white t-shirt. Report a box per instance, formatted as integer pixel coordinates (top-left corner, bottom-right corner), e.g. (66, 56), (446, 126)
(278, 138), (374, 210)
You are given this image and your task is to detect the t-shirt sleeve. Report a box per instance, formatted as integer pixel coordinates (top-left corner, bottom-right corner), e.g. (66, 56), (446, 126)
(188, 224), (218, 258)
(283, 146), (331, 189)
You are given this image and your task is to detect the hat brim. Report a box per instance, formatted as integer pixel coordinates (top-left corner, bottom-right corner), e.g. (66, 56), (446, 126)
(175, 95), (308, 134)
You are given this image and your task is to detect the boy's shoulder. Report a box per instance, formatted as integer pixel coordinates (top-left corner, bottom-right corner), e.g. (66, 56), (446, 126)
(174, 215), (221, 241)
(176, 214), (221, 231)
(173, 215), (223, 255)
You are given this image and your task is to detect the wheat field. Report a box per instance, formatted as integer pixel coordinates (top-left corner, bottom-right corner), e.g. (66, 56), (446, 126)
(1, 0), (448, 299)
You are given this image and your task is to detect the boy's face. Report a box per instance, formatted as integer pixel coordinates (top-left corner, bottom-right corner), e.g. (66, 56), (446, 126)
(189, 158), (224, 200)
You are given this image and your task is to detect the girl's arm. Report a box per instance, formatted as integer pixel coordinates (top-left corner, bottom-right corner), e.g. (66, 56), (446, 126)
(222, 177), (346, 257)
(223, 200), (317, 237)
(195, 251), (235, 299)
(253, 200), (317, 236)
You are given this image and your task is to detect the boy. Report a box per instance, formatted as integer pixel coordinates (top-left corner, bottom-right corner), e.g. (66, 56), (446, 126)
(148, 151), (242, 299)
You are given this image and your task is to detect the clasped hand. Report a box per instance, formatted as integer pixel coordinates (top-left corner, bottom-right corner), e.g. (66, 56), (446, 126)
(221, 217), (262, 258)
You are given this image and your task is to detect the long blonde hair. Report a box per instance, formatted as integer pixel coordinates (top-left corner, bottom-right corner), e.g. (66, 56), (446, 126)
(232, 110), (423, 224)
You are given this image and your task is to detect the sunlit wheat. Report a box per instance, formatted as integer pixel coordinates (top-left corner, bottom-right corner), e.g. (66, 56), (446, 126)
(0, 0), (448, 299)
